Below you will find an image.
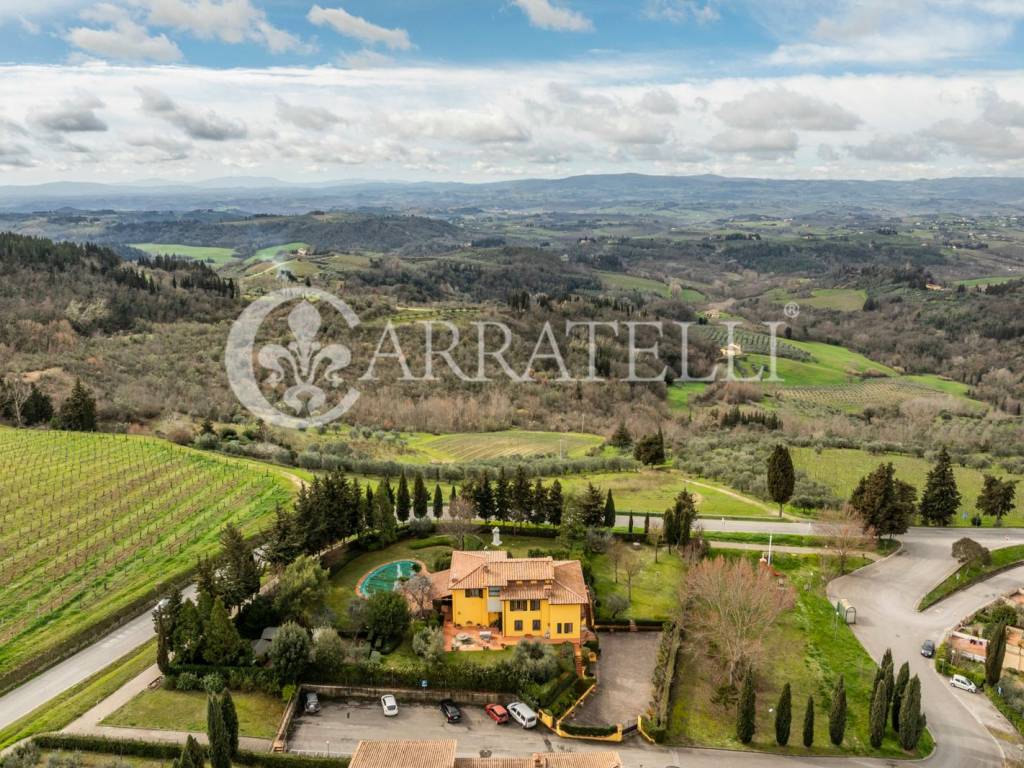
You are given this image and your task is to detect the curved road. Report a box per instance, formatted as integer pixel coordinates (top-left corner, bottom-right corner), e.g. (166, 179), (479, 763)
(3, 527), (1024, 768)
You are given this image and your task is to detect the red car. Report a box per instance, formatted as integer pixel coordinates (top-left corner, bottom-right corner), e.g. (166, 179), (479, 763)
(484, 704), (509, 724)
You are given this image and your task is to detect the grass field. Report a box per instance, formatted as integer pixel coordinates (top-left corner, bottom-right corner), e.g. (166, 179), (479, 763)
(590, 544), (685, 620)
(667, 382), (708, 410)
(405, 429), (603, 463)
(597, 271), (705, 302)
(0, 428), (293, 684)
(767, 288), (868, 312)
(667, 554), (932, 757)
(102, 688), (285, 738)
(251, 242), (310, 261)
(956, 276), (1018, 288)
(0, 640), (156, 750)
(559, 469), (775, 517)
(792, 446), (1024, 526)
(130, 243), (237, 265)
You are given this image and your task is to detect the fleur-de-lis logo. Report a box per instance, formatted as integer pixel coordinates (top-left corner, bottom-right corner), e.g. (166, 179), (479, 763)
(225, 288), (361, 428)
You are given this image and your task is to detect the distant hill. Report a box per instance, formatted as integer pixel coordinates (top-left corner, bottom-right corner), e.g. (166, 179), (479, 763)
(2, 173), (1024, 216)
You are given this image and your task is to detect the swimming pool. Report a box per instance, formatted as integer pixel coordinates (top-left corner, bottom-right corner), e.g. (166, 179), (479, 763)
(358, 559), (418, 597)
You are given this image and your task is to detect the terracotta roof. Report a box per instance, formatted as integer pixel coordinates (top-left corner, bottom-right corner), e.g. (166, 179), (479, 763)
(454, 753), (622, 768)
(349, 740), (456, 768)
(446, 551), (588, 606)
(430, 569), (453, 600)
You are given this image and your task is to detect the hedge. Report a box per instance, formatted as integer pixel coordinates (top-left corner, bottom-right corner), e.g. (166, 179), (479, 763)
(168, 663), (280, 695)
(32, 734), (350, 768)
(560, 722), (617, 737)
(646, 621), (682, 742)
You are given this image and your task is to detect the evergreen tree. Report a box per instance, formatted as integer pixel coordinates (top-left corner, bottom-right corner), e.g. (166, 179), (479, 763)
(433, 484), (444, 519)
(579, 483), (605, 527)
(511, 466), (532, 525)
(775, 682), (792, 746)
(643, 513), (650, 535)
(633, 428), (666, 465)
(829, 676), (847, 746)
(977, 475), (1018, 526)
(802, 695), (815, 748)
(265, 505), (300, 569)
(919, 448), (961, 526)
(203, 597), (246, 666)
(546, 480), (564, 526)
(56, 378), (97, 431)
(221, 691), (239, 757)
(609, 420), (632, 448)
(475, 471), (495, 521)
(218, 523), (259, 610)
(662, 506), (679, 549)
(736, 673), (756, 744)
(175, 735), (205, 768)
(196, 556), (219, 618)
(603, 490), (616, 527)
(898, 675), (925, 751)
(172, 598), (203, 663)
(22, 385), (53, 426)
(206, 696), (231, 768)
(412, 474), (429, 519)
(373, 480), (397, 543)
(530, 478), (547, 525)
(494, 467), (510, 521)
(892, 662), (910, 732)
(673, 489), (698, 547)
(869, 678), (888, 748)
(987, 622), (1007, 686)
(395, 472), (411, 522)
(849, 463), (916, 538)
(767, 444), (795, 518)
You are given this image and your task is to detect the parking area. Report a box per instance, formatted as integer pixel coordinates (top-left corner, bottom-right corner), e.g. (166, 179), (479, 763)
(568, 632), (662, 726)
(288, 697), (557, 758)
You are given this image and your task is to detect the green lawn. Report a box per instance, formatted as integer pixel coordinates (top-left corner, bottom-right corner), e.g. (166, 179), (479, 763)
(404, 429), (603, 463)
(792, 446), (1024, 526)
(251, 242), (310, 261)
(102, 688), (285, 739)
(590, 544), (685, 621)
(666, 555), (932, 758)
(918, 544), (1024, 610)
(0, 640), (156, 751)
(767, 288), (868, 313)
(130, 243), (237, 264)
(956, 276), (1018, 288)
(667, 382), (708, 410)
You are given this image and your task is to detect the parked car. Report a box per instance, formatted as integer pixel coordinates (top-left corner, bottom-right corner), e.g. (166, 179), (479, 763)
(381, 694), (399, 717)
(484, 703), (509, 724)
(921, 639), (935, 658)
(951, 674), (978, 693)
(439, 699), (462, 723)
(507, 701), (538, 729)
(304, 692), (321, 714)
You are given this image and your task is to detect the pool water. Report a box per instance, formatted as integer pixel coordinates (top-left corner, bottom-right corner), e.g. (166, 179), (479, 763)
(359, 560), (417, 597)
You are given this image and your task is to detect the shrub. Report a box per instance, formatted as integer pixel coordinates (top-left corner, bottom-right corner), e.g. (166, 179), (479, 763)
(203, 674), (226, 695)
(176, 672), (201, 692)
(412, 626), (445, 665)
(407, 518), (435, 538)
(311, 627), (346, 678)
(269, 623), (311, 684)
(560, 722), (616, 737)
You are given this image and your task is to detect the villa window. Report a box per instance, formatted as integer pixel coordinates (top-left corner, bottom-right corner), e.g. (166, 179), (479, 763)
(510, 599), (528, 611)
(488, 587), (500, 597)
(532, 619), (541, 632)
(514, 620), (523, 631)
(529, 599), (541, 611)
(465, 589), (483, 598)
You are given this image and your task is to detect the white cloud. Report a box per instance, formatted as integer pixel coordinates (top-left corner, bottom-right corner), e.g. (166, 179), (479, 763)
(645, 0), (719, 24)
(716, 87), (861, 131)
(31, 93), (108, 133)
(133, 0), (304, 53)
(511, 0), (593, 32)
(275, 97), (345, 131)
(307, 5), (412, 50)
(138, 86), (247, 140)
(68, 4), (182, 62)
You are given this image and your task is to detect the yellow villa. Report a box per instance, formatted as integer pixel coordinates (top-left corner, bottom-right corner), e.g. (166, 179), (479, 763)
(431, 550), (592, 644)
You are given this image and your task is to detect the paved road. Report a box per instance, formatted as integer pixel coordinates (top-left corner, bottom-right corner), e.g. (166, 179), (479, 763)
(0, 587), (195, 732)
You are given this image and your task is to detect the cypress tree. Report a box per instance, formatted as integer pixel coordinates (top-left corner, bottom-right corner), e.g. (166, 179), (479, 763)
(775, 682), (792, 746)
(546, 480), (563, 526)
(412, 474), (429, 519)
(627, 513), (634, 534)
(643, 513), (650, 535)
(869, 679), (887, 748)
(433, 484), (444, 519)
(603, 490), (616, 528)
(530, 478), (547, 525)
(987, 622), (1007, 686)
(395, 472), (411, 522)
(736, 673), (756, 744)
(494, 467), (510, 521)
(676, 489), (698, 547)
(829, 676), (847, 746)
(175, 735), (205, 768)
(221, 691), (239, 757)
(203, 597), (245, 666)
(898, 675), (924, 751)
(882, 658), (895, 725)
(802, 695), (814, 748)
(56, 378), (97, 432)
(767, 444), (795, 518)
(206, 695), (231, 768)
(919, 447), (960, 527)
(892, 662), (910, 732)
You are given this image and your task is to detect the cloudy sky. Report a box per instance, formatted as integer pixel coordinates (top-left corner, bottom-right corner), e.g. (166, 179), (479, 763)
(4, 0), (1024, 184)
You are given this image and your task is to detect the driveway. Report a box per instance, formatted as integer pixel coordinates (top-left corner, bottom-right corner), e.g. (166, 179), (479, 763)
(568, 632), (661, 726)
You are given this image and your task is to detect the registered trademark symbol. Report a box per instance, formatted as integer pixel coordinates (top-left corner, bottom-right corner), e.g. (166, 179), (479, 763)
(783, 302), (800, 319)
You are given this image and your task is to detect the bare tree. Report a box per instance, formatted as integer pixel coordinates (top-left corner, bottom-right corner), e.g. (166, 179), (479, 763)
(647, 526), (665, 563)
(402, 572), (435, 617)
(622, 549), (644, 602)
(442, 496), (477, 550)
(2, 376), (31, 427)
(681, 556), (796, 687)
(608, 539), (628, 582)
(815, 505), (871, 575)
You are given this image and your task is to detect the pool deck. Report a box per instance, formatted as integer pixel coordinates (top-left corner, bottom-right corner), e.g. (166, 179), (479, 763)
(353, 558), (429, 598)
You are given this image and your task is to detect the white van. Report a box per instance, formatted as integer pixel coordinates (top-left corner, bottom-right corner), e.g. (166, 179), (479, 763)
(950, 674), (977, 693)
(507, 701), (537, 729)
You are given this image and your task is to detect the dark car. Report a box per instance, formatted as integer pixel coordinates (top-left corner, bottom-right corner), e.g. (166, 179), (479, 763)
(439, 699), (462, 723)
(921, 639), (935, 658)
